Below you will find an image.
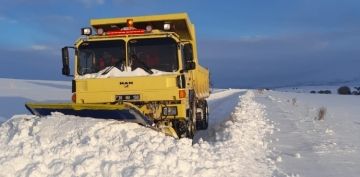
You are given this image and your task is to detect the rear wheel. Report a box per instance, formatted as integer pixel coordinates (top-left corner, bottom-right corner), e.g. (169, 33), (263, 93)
(196, 100), (209, 130)
(202, 101), (209, 129)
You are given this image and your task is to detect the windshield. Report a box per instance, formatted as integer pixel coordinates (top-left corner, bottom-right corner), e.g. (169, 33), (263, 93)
(128, 38), (178, 72)
(77, 40), (125, 75)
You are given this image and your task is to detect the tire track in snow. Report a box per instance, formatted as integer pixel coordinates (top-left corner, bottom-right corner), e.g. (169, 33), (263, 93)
(194, 89), (246, 143)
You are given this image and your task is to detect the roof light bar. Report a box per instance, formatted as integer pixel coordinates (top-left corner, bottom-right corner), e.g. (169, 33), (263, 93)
(164, 23), (171, 30)
(81, 27), (92, 35)
(106, 29), (145, 36)
(97, 28), (104, 35)
(146, 25), (152, 32)
(127, 19), (134, 27)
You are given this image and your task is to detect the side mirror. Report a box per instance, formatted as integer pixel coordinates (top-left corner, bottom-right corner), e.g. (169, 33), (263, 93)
(185, 61), (196, 70)
(183, 43), (196, 71)
(62, 47), (70, 76)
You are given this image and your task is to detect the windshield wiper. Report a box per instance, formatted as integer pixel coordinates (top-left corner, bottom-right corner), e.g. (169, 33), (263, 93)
(130, 54), (154, 74)
(101, 60), (124, 75)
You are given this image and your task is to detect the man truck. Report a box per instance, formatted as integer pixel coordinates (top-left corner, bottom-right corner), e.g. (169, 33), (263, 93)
(26, 13), (210, 139)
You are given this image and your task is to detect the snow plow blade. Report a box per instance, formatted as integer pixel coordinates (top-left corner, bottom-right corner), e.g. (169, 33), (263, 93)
(25, 102), (154, 127)
(25, 102), (179, 138)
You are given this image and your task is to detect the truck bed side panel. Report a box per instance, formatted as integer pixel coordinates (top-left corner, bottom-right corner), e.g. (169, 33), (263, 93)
(193, 65), (210, 99)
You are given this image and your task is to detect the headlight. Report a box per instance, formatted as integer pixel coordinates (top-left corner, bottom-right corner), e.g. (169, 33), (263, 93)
(162, 106), (178, 116)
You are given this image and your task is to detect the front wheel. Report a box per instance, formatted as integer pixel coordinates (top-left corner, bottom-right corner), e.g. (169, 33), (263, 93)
(172, 108), (196, 139)
(172, 119), (193, 138)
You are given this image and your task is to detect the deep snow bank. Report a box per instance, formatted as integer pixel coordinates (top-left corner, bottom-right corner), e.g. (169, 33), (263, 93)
(0, 91), (275, 177)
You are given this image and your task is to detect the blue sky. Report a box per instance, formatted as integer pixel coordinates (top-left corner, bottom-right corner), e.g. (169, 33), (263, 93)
(1, 0), (360, 88)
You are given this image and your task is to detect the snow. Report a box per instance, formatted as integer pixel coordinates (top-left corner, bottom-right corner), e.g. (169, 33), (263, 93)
(256, 90), (360, 177)
(0, 83), (275, 177)
(1, 78), (360, 177)
(76, 67), (174, 79)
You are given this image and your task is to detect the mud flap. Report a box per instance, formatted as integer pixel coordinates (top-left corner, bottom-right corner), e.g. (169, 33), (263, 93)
(25, 102), (155, 127)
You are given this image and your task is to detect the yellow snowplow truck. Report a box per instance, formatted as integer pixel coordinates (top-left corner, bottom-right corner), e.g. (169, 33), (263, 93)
(25, 13), (210, 139)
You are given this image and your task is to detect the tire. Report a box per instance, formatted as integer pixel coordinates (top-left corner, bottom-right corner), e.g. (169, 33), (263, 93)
(186, 119), (195, 139)
(186, 92), (197, 139)
(202, 100), (209, 129)
(172, 120), (188, 138)
(172, 91), (199, 139)
(196, 100), (209, 130)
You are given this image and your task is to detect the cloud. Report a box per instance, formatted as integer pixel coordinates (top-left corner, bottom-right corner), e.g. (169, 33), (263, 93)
(0, 16), (18, 24)
(30, 44), (62, 57)
(78, 0), (105, 7)
(199, 30), (360, 60)
(31, 45), (49, 51)
(198, 30), (360, 88)
(43, 15), (75, 23)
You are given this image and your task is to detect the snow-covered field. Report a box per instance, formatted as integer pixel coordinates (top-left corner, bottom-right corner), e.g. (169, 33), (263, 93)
(257, 90), (360, 177)
(1, 78), (360, 177)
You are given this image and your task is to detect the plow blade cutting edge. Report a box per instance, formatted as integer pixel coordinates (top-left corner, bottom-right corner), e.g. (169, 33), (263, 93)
(25, 102), (179, 138)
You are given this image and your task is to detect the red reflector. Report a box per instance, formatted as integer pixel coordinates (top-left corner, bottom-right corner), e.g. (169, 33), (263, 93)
(72, 93), (76, 103)
(107, 29), (145, 36)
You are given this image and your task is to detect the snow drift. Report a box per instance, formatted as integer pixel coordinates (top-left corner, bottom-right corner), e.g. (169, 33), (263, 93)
(0, 90), (275, 177)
